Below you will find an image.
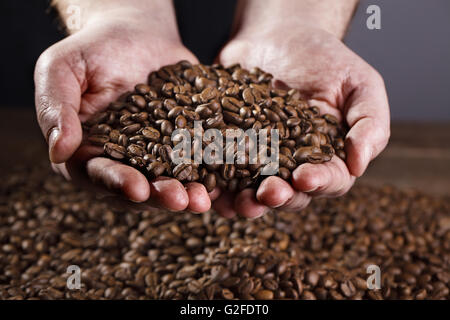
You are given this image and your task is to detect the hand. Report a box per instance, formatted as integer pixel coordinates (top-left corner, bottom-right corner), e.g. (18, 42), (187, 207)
(216, 26), (390, 218)
(34, 10), (214, 213)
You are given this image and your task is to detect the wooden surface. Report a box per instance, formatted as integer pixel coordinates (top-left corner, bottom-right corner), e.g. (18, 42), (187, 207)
(1, 108), (449, 195)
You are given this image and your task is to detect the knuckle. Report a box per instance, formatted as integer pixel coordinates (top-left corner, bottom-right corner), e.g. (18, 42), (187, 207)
(35, 46), (60, 73)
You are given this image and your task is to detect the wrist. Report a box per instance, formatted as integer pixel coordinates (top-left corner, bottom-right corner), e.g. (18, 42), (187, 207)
(54, 0), (180, 40)
(232, 0), (358, 40)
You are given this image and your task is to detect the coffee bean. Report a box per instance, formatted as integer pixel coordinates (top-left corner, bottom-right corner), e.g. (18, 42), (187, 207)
(127, 144), (146, 157)
(222, 111), (243, 125)
(254, 290), (274, 300)
(173, 163), (193, 181)
(104, 143), (126, 159)
(129, 95), (146, 109)
(175, 115), (187, 129)
(121, 123), (141, 135)
(203, 173), (216, 193)
(88, 135), (110, 146)
(293, 146), (321, 163)
(263, 108), (280, 122)
(147, 161), (166, 178)
(195, 105), (213, 119)
(221, 164), (235, 180)
(141, 127), (160, 142)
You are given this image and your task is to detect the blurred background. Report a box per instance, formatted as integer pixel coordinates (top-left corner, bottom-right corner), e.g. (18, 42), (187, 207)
(1, 0), (449, 120)
(0, 0), (449, 193)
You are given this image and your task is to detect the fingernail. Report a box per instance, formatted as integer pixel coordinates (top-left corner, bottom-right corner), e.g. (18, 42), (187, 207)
(247, 214), (264, 220)
(48, 127), (60, 162)
(303, 186), (318, 193)
(151, 179), (171, 192)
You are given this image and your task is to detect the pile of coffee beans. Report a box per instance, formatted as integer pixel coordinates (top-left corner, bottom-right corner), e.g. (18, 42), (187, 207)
(1, 164), (448, 300)
(86, 61), (347, 192)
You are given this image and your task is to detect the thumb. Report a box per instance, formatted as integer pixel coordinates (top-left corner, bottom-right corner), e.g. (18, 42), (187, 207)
(34, 48), (83, 164)
(344, 72), (391, 177)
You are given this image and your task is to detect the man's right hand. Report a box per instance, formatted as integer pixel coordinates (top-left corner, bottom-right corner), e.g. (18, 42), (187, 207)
(35, 1), (216, 213)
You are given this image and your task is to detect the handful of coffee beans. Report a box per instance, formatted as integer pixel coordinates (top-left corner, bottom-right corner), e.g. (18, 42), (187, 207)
(86, 61), (347, 192)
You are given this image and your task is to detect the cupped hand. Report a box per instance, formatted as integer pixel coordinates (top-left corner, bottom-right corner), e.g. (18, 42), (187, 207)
(215, 26), (390, 218)
(34, 17), (214, 213)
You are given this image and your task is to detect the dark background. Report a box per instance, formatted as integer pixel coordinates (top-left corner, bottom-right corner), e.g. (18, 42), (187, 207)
(0, 0), (449, 121)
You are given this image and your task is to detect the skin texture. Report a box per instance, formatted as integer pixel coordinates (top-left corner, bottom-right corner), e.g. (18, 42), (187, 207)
(215, 3), (390, 218)
(35, 1), (214, 212)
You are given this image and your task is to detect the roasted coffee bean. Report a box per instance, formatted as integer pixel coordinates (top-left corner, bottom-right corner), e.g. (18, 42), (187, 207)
(109, 129), (120, 143)
(203, 173), (216, 193)
(195, 105), (214, 119)
(159, 145), (173, 163)
(153, 108), (167, 120)
(173, 164), (193, 181)
(175, 115), (187, 129)
(278, 167), (291, 180)
(221, 164), (235, 181)
(222, 97), (243, 113)
(86, 62), (348, 192)
(131, 111), (148, 123)
(182, 109), (199, 121)
(135, 83), (151, 95)
(147, 161), (166, 178)
(129, 95), (146, 109)
(223, 111), (243, 125)
(293, 146), (321, 163)
(89, 123), (112, 136)
(200, 87), (218, 103)
(141, 127), (160, 142)
(175, 94), (192, 106)
(160, 120), (174, 136)
(121, 123), (141, 135)
(127, 144), (146, 157)
(104, 143), (126, 159)
(279, 154), (296, 170)
(88, 135), (109, 146)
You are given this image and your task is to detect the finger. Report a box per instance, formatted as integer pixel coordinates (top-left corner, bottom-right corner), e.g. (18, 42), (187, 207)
(85, 157), (150, 203)
(34, 48), (83, 164)
(98, 195), (157, 213)
(212, 192), (237, 218)
(51, 162), (71, 181)
(209, 187), (221, 201)
(234, 189), (269, 219)
(291, 156), (355, 197)
(256, 176), (294, 208)
(150, 177), (189, 211)
(256, 176), (311, 211)
(344, 74), (390, 177)
(185, 183), (211, 213)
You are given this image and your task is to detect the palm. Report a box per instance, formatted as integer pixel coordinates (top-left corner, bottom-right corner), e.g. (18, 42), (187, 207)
(214, 27), (389, 218)
(220, 29), (368, 117)
(66, 22), (197, 120)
